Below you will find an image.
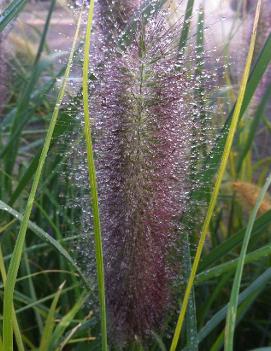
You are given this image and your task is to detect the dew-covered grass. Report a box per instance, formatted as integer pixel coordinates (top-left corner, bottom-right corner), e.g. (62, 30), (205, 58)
(0, 0), (271, 350)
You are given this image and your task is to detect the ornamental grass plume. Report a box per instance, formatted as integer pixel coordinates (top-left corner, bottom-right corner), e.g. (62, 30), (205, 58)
(84, 4), (218, 345)
(93, 27), (191, 342)
(70, 0), (219, 346)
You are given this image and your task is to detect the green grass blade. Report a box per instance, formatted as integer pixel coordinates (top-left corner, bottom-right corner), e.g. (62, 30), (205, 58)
(0, 270), (77, 289)
(15, 285), (78, 315)
(82, 1), (108, 350)
(22, 250), (43, 335)
(0, 248), (25, 351)
(210, 292), (259, 351)
(49, 292), (89, 351)
(240, 32), (271, 118)
(182, 233), (198, 351)
(169, 2), (262, 350)
(197, 268), (271, 343)
(9, 112), (78, 205)
(3, 0), (56, 179)
(178, 0), (195, 52)
(9, 151), (41, 205)
(0, 66), (65, 130)
(224, 173), (271, 351)
(198, 272), (232, 328)
(11, 291), (49, 316)
(196, 242), (271, 284)
(0, 0), (27, 32)
(2, 236), (80, 261)
(152, 332), (167, 351)
(32, 0), (56, 68)
(237, 84), (271, 174)
(196, 32), (271, 193)
(0, 200), (89, 288)
(199, 209), (271, 271)
(39, 282), (65, 351)
(2, 8), (84, 350)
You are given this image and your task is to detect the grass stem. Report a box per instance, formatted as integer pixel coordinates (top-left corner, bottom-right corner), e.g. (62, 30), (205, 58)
(82, 1), (108, 350)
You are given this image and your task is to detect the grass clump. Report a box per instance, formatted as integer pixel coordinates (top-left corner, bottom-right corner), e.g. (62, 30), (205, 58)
(0, 0), (271, 350)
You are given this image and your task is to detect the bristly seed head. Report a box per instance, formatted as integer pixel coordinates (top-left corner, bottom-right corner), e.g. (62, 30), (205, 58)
(68, 0), (221, 346)
(87, 3), (218, 345)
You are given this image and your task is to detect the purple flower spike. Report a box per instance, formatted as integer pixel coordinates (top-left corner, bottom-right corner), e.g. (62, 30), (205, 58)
(89, 10), (212, 344)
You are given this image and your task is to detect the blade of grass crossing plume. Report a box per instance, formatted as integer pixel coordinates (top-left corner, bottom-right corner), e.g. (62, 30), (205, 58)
(2, 8), (84, 351)
(224, 173), (271, 351)
(178, 0), (195, 52)
(169, 1), (262, 350)
(82, 1), (108, 351)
